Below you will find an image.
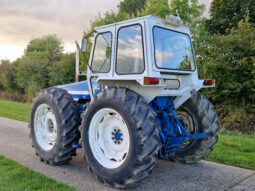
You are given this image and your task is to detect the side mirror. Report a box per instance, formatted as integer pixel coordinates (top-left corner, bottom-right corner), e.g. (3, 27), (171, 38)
(81, 37), (87, 53)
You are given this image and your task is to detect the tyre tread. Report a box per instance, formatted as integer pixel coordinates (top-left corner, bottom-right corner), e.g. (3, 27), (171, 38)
(83, 87), (160, 188)
(30, 87), (81, 165)
(173, 92), (219, 163)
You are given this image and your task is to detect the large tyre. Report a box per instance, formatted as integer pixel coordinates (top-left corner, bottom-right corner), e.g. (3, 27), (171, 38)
(30, 87), (81, 165)
(172, 92), (219, 163)
(82, 88), (160, 188)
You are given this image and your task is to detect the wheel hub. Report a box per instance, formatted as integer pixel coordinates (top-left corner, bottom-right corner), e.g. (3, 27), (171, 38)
(112, 129), (123, 144)
(47, 118), (55, 133)
(177, 108), (196, 148)
(177, 109), (195, 134)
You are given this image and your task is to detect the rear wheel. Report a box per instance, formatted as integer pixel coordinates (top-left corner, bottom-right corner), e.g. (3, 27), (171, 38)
(173, 92), (219, 163)
(82, 88), (160, 188)
(30, 88), (81, 165)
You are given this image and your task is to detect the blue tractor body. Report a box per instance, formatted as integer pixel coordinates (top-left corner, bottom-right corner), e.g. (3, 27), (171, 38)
(58, 81), (91, 101)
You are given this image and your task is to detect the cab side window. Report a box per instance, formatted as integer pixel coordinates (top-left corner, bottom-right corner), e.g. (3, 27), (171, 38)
(116, 24), (145, 74)
(91, 32), (112, 73)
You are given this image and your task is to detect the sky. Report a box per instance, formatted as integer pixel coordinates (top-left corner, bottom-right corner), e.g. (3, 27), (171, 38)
(0, 0), (211, 61)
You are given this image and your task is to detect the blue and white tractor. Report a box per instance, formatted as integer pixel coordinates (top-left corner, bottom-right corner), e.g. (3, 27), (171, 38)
(30, 15), (219, 188)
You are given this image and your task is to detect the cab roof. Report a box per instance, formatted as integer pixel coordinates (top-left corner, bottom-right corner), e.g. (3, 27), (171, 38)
(95, 15), (190, 34)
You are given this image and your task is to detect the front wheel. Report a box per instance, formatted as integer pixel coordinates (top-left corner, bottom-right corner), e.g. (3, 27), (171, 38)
(82, 88), (160, 188)
(30, 88), (81, 165)
(173, 92), (219, 163)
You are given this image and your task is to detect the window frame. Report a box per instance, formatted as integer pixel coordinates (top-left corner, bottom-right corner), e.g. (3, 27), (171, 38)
(152, 26), (197, 72)
(115, 23), (146, 75)
(90, 31), (113, 73)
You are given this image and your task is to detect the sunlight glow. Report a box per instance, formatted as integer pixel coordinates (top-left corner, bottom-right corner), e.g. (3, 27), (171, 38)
(0, 45), (24, 61)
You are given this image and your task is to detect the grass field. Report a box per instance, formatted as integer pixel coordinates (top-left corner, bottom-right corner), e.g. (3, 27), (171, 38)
(0, 99), (30, 122)
(207, 132), (255, 170)
(0, 98), (255, 171)
(0, 156), (77, 191)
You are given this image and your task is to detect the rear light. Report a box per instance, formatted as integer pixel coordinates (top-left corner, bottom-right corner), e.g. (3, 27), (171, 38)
(144, 77), (160, 85)
(203, 79), (215, 86)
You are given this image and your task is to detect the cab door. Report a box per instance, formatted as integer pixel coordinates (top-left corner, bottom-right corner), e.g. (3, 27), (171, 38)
(87, 27), (115, 99)
(114, 21), (148, 79)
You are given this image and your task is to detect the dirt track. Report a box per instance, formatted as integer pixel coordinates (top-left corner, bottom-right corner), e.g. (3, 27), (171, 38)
(0, 116), (254, 191)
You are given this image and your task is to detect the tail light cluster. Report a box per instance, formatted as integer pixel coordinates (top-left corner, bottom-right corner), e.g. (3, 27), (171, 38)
(203, 79), (215, 86)
(144, 77), (160, 85)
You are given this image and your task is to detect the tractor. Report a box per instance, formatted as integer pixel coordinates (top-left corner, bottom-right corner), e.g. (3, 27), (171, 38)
(30, 14), (219, 188)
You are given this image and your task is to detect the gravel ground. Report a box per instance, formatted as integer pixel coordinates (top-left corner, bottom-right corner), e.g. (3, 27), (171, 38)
(0, 116), (254, 191)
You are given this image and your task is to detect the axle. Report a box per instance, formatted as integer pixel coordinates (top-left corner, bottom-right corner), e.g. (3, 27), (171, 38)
(150, 97), (213, 159)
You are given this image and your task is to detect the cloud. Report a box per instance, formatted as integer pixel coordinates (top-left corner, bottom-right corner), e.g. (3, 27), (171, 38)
(0, 0), (119, 60)
(0, 0), (211, 61)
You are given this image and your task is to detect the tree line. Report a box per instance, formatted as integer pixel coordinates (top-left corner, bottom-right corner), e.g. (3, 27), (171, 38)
(0, 0), (255, 130)
(0, 35), (76, 101)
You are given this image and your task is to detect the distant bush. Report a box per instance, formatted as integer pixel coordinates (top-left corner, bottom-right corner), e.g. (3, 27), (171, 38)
(12, 35), (76, 99)
(217, 105), (255, 134)
(15, 53), (49, 96)
(0, 91), (27, 102)
(48, 53), (75, 86)
(0, 60), (17, 91)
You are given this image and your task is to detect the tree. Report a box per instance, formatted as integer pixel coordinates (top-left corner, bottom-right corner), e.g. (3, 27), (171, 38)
(192, 19), (214, 78)
(170, 0), (205, 24)
(11, 34), (78, 100)
(49, 53), (76, 86)
(142, 0), (170, 18)
(25, 34), (63, 62)
(15, 52), (48, 93)
(141, 0), (204, 25)
(0, 60), (16, 91)
(207, 0), (255, 34)
(118, 0), (147, 17)
(203, 18), (255, 109)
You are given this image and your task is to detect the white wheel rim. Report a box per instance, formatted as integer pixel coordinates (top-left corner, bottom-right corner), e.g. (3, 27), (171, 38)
(88, 108), (130, 169)
(34, 104), (58, 151)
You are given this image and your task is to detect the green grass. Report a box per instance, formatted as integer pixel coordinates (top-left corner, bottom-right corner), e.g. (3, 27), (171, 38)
(0, 156), (77, 191)
(207, 132), (255, 170)
(0, 99), (31, 122)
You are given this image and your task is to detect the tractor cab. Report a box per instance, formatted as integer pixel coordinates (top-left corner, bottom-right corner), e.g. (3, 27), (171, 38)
(75, 15), (215, 108)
